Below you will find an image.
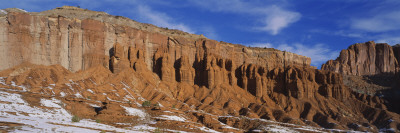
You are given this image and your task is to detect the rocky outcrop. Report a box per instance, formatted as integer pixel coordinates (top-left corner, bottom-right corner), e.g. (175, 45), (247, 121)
(236, 64), (349, 100)
(322, 41), (399, 76)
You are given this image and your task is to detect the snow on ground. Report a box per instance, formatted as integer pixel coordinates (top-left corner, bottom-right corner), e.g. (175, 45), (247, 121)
(259, 124), (300, 133)
(154, 115), (186, 122)
(218, 115), (334, 133)
(59, 92), (66, 97)
(0, 91), (25, 103)
(87, 89), (94, 94)
(0, 9), (7, 14)
(0, 90), (161, 133)
(74, 92), (83, 98)
(89, 78), (97, 85)
(87, 103), (101, 108)
(379, 128), (397, 132)
(40, 98), (63, 108)
(10, 81), (28, 91)
(121, 105), (148, 119)
(197, 126), (220, 133)
(0, 77), (7, 85)
(16, 8), (27, 12)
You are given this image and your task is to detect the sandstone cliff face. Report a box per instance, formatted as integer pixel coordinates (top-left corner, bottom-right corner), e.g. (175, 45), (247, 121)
(0, 7), (310, 73)
(322, 41), (399, 76)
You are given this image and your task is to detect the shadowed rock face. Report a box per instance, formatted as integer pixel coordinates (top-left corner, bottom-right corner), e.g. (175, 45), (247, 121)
(0, 6), (399, 132)
(322, 41), (399, 76)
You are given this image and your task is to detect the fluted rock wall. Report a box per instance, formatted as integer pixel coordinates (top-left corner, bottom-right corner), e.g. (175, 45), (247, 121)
(0, 7), (310, 73)
(235, 64), (349, 100)
(0, 6), (352, 102)
(322, 41), (399, 76)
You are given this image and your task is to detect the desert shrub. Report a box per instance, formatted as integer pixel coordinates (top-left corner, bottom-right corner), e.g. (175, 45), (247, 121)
(154, 127), (163, 133)
(71, 115), (80, 122)
(153, 103), (159, 107)
(142, 101), (151, 107)
(96, 119), (101, 123)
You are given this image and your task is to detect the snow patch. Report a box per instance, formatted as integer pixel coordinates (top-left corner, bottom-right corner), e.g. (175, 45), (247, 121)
(121, 81), (131, 89)
(88, 103), (101, 108)
(259, 124), (300, 133)
(0, 91), (154, 132)
(45, 86), (53, 90)
(0, 9), (7, 14)
(121, 105), (147, 119)
(380, 128), (396, 132)
(0, 91), (25, 103)
(155, 115), (186, 122)
(0, 77), (6, 85)
(40, 98), (62, 108)
(11, 81), (28, 91)
(163, 110), (173, 113)
(89, 78), (97, 85)
(59, 92), (66, 97)
(16, 8), (27, 12)
(87, 89), (94, 94)
(74, 92), (83, 98)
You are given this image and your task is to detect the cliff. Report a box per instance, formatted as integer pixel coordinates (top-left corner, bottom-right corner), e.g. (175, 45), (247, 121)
(0, 6), (399, 132)
(0, 6), (310, 72)
(322, 41), (399, 76)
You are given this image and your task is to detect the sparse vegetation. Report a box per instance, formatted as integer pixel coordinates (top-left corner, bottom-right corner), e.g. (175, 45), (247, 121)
(154, 127), (164, 133)
(72, 115), (80, 122)
(96, 119), (101, 123)
(172, 104), (176, 109)
(142, 101), (151, 107)
(153, 103), (161, 110)
(153, 103), (159, 107)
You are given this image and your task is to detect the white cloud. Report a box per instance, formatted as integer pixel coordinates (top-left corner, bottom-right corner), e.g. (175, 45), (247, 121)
(351, 11), (400, 32)
(136, 5), (194, 33)
(376, 36), (400, 45)
(259, 6), (301, 35)
(310, 29), (365, 38)
(252, 43), (339, 67)
(189, 0), (301, 35)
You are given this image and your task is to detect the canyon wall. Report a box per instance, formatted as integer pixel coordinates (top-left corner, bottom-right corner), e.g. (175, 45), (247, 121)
(322, 41), (399, 76)
(0, 7), (310, 73)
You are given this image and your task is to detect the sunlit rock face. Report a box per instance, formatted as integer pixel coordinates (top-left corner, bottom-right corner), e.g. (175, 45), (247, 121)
(322, 41), (398, 76)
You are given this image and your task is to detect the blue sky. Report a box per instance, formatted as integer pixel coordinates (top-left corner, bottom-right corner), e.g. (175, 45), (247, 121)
(1, 0), (400, 67)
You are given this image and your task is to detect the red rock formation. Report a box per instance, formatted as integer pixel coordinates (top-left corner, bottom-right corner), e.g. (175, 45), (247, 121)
(0, 7), (311, 73)
(322, 41), (398, 76)
(0, 6), (399, 132)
